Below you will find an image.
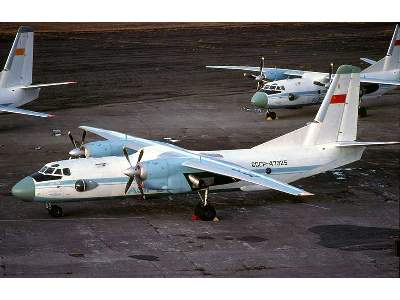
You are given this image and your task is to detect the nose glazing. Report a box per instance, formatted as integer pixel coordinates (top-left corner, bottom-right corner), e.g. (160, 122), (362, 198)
(11, 176), (35, 201)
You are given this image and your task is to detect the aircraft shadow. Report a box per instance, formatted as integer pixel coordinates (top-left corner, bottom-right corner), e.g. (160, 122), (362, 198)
(309, 224), (399, 251)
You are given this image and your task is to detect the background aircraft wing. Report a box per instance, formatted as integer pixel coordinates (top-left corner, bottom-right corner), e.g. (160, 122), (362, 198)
(20, 81), (77, 89)
(79, 125), (159, 150)
(182, 158), (313, 197)
(360, 78), (400, 86)
(0, 105), (54, 118)
(206, 65), (268, 72)
(360, 58), (377, 65)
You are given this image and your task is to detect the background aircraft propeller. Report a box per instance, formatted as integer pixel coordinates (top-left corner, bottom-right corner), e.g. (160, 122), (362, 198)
(123, 147), (145, 199)
(68, 130), (86, 158)
(243, 56), (266, 91)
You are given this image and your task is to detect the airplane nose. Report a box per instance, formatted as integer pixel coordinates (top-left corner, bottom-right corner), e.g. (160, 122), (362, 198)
(12, 176), (35, 202)
(251, 92), (268, 108)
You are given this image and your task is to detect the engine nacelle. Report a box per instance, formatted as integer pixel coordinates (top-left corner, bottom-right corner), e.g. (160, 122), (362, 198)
(84, 141), (134, 158)
(138, 159), (169, 190)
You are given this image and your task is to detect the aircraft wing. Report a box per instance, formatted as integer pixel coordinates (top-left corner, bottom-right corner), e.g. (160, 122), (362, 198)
(20, 81), (77, 89)
(79, 125), (159, 150)
(206, 65), (268, 72)
(360, 78), (400, 86)
(0, 105), (54, 118)
(182, 158), (312, 197)
(360, 58), (377, 65)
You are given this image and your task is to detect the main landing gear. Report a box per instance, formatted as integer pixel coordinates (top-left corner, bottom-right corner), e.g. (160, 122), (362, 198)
(46, 203), (63, 218)
(265, 110), (277, 120)
(194, 188), (216, 221)
(358, 106), (368, 118)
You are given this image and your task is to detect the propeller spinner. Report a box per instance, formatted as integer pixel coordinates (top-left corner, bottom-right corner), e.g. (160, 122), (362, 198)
(123, 147), (145, 199)
(68, 130), (86, 158)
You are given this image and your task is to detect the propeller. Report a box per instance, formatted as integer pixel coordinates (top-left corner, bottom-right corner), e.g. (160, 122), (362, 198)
(68, 130), (87, 158)
(123, 147), (145, 199)
(243, 57), (266, 91)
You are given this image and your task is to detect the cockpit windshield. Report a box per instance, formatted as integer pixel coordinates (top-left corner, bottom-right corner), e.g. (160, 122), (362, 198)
(31, 165), (71, 182)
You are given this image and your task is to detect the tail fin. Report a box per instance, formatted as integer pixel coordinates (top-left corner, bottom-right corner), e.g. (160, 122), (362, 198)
(253, 65), (360, 150)
(362, 24), (400, 73)
(0, 26), (34, 88)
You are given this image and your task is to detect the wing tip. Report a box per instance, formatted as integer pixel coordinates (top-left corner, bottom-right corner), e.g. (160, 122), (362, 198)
(299, 191), (314, 197)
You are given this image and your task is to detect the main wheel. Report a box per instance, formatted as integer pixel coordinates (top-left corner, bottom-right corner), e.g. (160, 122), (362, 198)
(358, 107), (367, 118)
(269, 111), (277, 120)
(49, 205), (63, 218)
(195, 204), (216, 221)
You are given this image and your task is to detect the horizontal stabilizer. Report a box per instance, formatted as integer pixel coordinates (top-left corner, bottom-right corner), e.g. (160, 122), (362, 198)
(360, 58), (377, 65)
(336, 141), (400, 147)
(0, 105), (55, 118)
(20, 81), (77, 89)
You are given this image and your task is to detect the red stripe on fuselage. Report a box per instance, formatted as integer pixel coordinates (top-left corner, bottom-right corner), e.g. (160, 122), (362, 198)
(330, 94), (346, 104)
(395, 40), (400, 46)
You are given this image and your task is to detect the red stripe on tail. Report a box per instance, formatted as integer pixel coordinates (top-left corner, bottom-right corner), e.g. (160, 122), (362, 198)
(330, 94), (347, 104)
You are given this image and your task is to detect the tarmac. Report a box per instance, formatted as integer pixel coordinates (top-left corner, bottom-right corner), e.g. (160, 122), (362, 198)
(0, 23), (398, 277)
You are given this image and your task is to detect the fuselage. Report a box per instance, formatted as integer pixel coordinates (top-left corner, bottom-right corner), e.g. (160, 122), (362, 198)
(12, 142), (365, 203)
(251, 69), (399, 109)
(0, 87), (40, 108)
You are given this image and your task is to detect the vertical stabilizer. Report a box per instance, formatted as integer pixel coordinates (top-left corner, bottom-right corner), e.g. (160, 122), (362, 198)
(0, 26), (34, 88)
(362, 24), (400, 73)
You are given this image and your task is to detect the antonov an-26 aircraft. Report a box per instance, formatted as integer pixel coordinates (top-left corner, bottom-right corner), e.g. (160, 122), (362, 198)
(0, 26), (76, 118)
(207, 24), (400, 120)
(12, 65), (399, 220)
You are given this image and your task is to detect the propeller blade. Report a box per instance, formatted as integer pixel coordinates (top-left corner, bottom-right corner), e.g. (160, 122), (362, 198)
(137, 149), (144, 163)
(81, 130), (87, 147)
(138, 185), (146, 200)
(68, 131), (78, 148)
(125, 177), (134, 194)
(123, 147), (132, 167)
(259, 57), (265, 75)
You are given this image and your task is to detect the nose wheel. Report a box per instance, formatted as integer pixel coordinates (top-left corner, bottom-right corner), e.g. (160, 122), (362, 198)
(194, 188), (216, 221)
(265, 110), (277, 120)
(46, 203), (63, 218)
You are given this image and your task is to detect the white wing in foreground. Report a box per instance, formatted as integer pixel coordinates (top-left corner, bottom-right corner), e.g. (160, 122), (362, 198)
(0, 105), (54, 118)
(79, 125), (159, 150)
(20, 82), (77, 89)
(182, 158), (313, 197)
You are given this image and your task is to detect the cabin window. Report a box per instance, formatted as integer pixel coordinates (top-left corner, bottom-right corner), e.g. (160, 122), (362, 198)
(63, 168), (71, 176)
(281, 86), (285, 90)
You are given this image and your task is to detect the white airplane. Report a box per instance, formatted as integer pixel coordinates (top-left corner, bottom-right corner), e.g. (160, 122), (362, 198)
(11, 65), (399, 219)
(207, 24), (400, 120)
(0, 26), (76, 118)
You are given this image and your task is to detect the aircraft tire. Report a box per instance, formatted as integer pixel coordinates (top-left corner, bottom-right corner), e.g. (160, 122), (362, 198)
(194, 203), (216, 221)
(49, 205), (63, 218)
(358, 107), (367, 118)
(270, 112), (277, 120)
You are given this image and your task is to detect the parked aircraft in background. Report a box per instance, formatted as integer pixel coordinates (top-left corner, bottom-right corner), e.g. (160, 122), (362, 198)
(12, 65), (399, 219)
(0, 26), (76, 118)
(207, 24), (400, 120)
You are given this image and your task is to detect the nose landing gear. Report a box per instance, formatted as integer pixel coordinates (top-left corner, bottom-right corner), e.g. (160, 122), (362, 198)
(194, 188), (217, 221)
(46, 203), (63, 218)
(265, 110), (277, 120)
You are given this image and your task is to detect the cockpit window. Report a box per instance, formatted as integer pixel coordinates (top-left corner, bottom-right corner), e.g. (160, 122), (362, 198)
(32, 172), (62, 182)
(270, 86), (276, 90)
(45, 168), (55, 174)
(63, 168), (71, 176)
(54, 169), (62, 175)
